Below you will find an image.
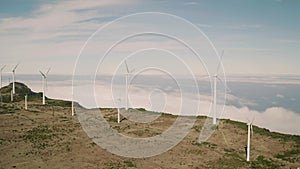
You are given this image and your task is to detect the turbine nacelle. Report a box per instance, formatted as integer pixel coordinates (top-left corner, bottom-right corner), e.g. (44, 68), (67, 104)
(39, 68), (50, 79)
(246, 116), (255, 125)
(247, 117), (255, 135)
(39, 71), (46, 78)
(12, 63), (19, 73)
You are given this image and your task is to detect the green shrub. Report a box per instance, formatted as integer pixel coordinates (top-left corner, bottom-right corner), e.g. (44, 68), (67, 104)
(124, 160), (136, 167)
(275, 149), (300, 163)
(251, 155), (280, 169)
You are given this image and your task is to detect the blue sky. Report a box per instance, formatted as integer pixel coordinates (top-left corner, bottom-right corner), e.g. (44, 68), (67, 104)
(0, 0), (299, 75)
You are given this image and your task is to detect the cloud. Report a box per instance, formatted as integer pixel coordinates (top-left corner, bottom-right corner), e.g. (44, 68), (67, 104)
(183, 2), (199, 6)
(0, 0), (138, 74)
(0, 0), (139, 43)
(0, 1), (131, 41)
(20, 74), (300, 136)
(225, 47), (274, 52)
(227, 75), (300, 85)
(79, 77), (300, 135)
(222, 106), (300, 135)
(197, 23), (213, 28)
(277, 39), (300, 44)
(224, 24), (262, 30)
(276, 94), (284, 98)
(226, 93), (257, 107)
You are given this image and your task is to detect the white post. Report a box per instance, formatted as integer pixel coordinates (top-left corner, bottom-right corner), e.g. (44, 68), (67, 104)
(117, 108), (120, 123)
(42, 78), (45, 105)
(125, 74), (128, 110)
(0, 70), (2, 89)
(25, 95), (27, 110)
(11, 90), (13, 102)
(213, 75), (217, 125)
(12, 72), (15, 94)
(0, 69), (3, 106)
(71, 101), (74, 116)
(246, 124), (251, 161)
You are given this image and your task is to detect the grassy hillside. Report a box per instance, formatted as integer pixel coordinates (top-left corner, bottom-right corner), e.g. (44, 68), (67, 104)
(0, 83), (299, 168)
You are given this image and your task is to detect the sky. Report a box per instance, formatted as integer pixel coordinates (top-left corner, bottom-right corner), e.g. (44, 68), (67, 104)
(0, 0), (300, 76)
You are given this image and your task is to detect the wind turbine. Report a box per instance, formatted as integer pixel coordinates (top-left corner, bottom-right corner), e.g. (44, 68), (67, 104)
(124, 60), (134, 110)
(0, 65), (6, 89)
(12, 63), (19, 94)
(0, 66), (5, 105)
(246, 118), (254, 161)
(212, 50), (225, 125)
(39, 68), (50, 105)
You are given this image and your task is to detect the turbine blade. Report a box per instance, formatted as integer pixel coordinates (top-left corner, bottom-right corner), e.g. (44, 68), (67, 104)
(125, 60), (129, 73)
(216, 50), (224, 74)
(46, 67), (51, 75)
(246, 119), (250, 124)
(216, 76), (232, 93)
(129, 68), (135, 73)
(39, 71), (46, 78)
(251, 116), (255, 124)
(46, 78), (48, 91)
(13, 63), (19, 71)
(0, 65), (6, 71)
(198, 75), (210, 79)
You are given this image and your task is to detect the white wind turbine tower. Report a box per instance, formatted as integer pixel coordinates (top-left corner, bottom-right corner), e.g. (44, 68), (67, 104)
(25, 95), (28, 110)
(124, 60), (134, 110)
(11, 90), (13, 102)
(0, 65), (5, 105)
(12, 63), (19, 94)
(0, 65), (6, 89)
(246, 118), (254, 161)
(212, 50), (225, 125)
(39, 68), (50, 105)
(117, 98), (121, 123)
(71, 101), (74, 116)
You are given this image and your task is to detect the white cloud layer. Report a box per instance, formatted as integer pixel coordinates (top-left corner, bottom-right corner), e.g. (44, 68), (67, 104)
(22, 78), (300, 136)
(222, 106), (300, 135)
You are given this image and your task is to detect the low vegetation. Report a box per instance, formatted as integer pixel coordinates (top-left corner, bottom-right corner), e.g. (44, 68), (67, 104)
(22, 125), (58, 150)
(275, 149), (300, 163)
(250, 155), (281, 169)
(102, 160), (136, 169)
